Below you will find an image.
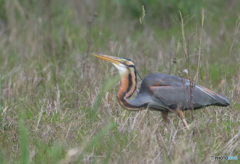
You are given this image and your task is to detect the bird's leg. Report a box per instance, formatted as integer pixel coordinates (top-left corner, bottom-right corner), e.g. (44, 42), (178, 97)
(161, 112), (170, 123)
(175, 109), (189, 130)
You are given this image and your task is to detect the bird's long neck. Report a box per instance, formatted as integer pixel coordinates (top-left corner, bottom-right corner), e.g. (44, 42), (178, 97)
(117, 68), (140, 110)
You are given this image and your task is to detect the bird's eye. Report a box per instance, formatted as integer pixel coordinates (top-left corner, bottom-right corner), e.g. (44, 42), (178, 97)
(121, 59), (127, 64)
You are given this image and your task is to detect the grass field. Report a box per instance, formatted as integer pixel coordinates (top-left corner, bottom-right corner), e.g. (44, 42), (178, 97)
(0, 0), (240, 163)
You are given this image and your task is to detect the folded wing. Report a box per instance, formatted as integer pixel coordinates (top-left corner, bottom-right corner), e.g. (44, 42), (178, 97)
(137, 73), (230, 110)
(149, 83), (229, 110)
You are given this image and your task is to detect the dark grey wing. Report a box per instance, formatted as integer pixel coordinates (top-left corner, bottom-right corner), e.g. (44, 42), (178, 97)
(149, 84), (230, 110)
(139, 73), (189, 93)
(133, 73), (229, 111)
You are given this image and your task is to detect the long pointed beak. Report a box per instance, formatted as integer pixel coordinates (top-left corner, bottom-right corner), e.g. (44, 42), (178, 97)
(93, 53), (121, 65)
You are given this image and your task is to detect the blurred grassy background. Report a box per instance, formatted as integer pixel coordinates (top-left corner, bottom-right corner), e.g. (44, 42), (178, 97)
(0, 0), (239, 163)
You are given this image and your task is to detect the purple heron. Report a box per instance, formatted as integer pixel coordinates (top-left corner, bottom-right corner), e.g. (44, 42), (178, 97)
(94, 54), (230, 130)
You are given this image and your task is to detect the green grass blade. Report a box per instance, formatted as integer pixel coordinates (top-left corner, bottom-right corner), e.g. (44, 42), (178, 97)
(78, 122), (113, 162)
(49, 142), (63, 164)
(90, 76), (120, 124)
(19, 119), (29, 164)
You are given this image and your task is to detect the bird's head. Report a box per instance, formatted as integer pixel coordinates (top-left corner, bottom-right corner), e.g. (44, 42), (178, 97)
(94, 54), (135, 76)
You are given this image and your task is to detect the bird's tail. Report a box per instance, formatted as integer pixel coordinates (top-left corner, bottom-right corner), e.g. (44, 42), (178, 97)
(213, 92), (230, 107)
(197, 85), (230, 107)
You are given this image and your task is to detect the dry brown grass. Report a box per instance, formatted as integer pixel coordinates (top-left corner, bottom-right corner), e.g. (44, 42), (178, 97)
(0, 0), (239, 163)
